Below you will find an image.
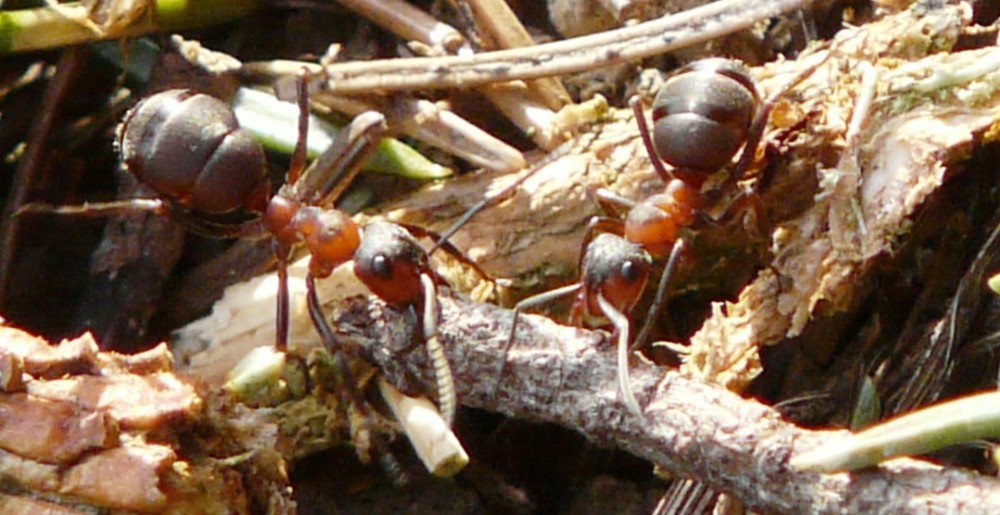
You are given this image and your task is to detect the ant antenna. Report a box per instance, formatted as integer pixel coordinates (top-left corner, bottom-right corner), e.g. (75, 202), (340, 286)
(596, 291), (645, 420)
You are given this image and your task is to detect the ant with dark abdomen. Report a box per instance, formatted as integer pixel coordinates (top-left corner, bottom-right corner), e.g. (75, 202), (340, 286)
(20, 72), (489, 431)
(504, 56), (826, 419)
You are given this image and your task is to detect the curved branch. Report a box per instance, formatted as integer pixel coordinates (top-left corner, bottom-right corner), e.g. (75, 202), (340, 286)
(331, 293), (1000, 514)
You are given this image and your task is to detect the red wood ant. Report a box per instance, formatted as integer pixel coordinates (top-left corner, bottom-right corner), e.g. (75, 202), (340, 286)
(20, 74), (486, 428)
(505, 56), (824, 419)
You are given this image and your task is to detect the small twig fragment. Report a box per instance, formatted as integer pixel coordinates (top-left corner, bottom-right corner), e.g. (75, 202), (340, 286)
(378, 378), (468, 477)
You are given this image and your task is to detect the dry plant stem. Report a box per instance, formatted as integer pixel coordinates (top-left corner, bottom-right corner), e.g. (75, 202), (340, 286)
(251, 63), (526, 172)
(310, 91), (525, 172)
(791, 390), (1000, 473)
(377, 378), (468, 477)
(335, 0), (561, 150)
(478, 83), (563, 149)
(461, 0), (572, 111)
(0, 49), (82, 312)
(335, 294), (1000, 513)
(0, 0), (261, 54)
(388, 97), (528, 172)
(320, 0), (812, 94)
(336, 0), (467, 55)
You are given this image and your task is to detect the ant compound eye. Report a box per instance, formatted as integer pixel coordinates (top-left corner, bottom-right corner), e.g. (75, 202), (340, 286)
(372, 254), (392, 278)
(620, 260), (641, 283)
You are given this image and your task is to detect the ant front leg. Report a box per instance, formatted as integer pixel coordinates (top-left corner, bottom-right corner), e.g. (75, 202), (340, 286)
(265, 79), (386, 354)
(632, 238), (685, 352)
(304, 272), (408, 486)
(498, 283), (581, 399)
(266, 69), (315, 354)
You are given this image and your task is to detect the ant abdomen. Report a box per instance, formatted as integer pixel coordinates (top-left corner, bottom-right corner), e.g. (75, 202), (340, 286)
(117, 90), (269, 215)
(650, 58), (760, 174)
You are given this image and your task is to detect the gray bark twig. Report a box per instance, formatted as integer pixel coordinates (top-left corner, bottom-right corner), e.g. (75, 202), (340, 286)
(319, 0), (812, 94)
(331, 293), (1000, 514)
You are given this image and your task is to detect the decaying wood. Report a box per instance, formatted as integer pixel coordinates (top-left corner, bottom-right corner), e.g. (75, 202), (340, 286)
(328, 292), (1000, 513)
(0, 326), (293, 513)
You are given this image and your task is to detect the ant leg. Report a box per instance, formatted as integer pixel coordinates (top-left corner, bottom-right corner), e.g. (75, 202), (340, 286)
(497, 284), (581, 397)
(591, 187), (637, 219)
(595, 290), (645, 421)
(419, 273), (456, 427)
(630, 95), (673, 184)
(633, 239), (686, 351)
(273, 241), (291, 353)
(305, 273), (409, 486)
(730, 52), (829, 185)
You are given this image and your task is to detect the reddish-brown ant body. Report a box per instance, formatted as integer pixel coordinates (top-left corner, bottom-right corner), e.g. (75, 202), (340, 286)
(506, 57), (822, 419)
(24, 75), (478, 429)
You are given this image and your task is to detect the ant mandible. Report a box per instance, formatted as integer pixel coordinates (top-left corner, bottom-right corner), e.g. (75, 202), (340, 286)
(23, 72), (483, 428)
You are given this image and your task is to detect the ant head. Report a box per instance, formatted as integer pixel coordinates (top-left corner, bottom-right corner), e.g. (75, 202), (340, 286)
(582, 233), (652, 316)
(354, 221), (429, 306)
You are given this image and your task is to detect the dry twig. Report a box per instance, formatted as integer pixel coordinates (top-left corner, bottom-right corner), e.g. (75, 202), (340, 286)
(319, 0), (812, 94)
(331, 293), (1000, 514)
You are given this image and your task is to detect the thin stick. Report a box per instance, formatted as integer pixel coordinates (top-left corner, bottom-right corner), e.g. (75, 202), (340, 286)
(320, 0), (813, 94)
(15, 199), (164, 217)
